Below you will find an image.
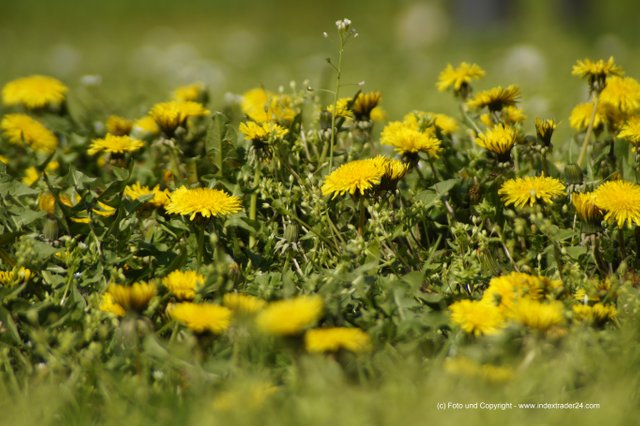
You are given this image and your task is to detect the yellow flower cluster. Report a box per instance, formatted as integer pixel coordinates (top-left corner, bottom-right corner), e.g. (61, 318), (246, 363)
(241, 87), (296, 123)
(107, 282), (157, 313)
(124, 183), (169, 207)
(239, 121), (289, 142)
(450, 272), (567, 335)
(0, 267), (33, 286)
(436, 62), (485, 95)
(444, 357), (514, 383)
(474, 123), (517, 157)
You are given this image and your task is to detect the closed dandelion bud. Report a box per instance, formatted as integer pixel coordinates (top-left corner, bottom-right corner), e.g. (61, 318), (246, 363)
(535, 118), (557, 147)
(468, 182), (481, 203)
(564, 163), (583, 186)
(284, 224), (299, 243)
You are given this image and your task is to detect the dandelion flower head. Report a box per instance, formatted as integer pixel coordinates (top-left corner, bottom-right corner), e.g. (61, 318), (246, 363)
(617, 116), (640, 146)
(474, 123), (517, 157)
(169, 302), (232, 334)
(241, 88), (296, 123)
(2, 75), (68, 109)
(239, 121), (289, 142)
(305, 327), (371, 353)
(256, 295), (323, 335)
(223, 293), (267, 314)
(592, 180), (640, 228)
(436, 62), (485, 94)
(0, 267), (32, 286)
(569, 102), (606, 131)
(162, 270), (205, 300)
(499, 175), (565, 208)
(449, 300), (504, 336)
(107, 281), (157, 312)
(124, 183), (169, 207)
(150, 100), (210, 134)
(165, 186), (242, 220)
(466, 85), (520, 112)
(1, 113), (58, 153)
(380, 120), (442, 157)
(88, 134), (144, 156)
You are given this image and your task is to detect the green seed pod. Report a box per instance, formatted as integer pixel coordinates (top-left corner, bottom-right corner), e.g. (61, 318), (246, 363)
(284, 223), (299, 243)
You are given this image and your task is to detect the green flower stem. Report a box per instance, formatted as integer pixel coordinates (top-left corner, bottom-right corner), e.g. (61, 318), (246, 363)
(196, 225), (205, 268)
(329, 33), (346, 171)
(249, 163), (262, 249)
(358, 197), (366, 237)
(576, 91), (600, 168)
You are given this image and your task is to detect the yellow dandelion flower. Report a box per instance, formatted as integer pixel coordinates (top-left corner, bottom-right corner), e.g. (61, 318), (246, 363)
(150, 100), (210, 134)
(436, 62), (485, 93)
(432, 113), (458, 135)
(444, 357), (514, 383)
(169, 302), (232, 334)
(107, 281), (157, 312)
(38, 192), (56, 215)
(165, 186), (242, 220)
(305, 327), (371, 353)
(105, 115), (133, 136)
(499, 175), (565, 208)
(172, 82), (206, 102)
(569, 102), (606, 131)
(617, 116), (640, 146)
(572, 57), (622, 89)
(369, 106), (386, 122)
(93, 201), (116, 217)
(124, 183), (169, 207)
(131, 116), (160, 138)
(162, 270), (205, 300)
(321, 157), (386, 198)
(22, 167), (40, 186)
(2, 75), (67, 110)
(600, 76), (640, 115)
(380, 121), (442, 156)
(572, 192), (603, 223)
(511, 299), (564, 330)
(573, 303), (616, 325)
(239, 121), (289, 141)
(87, 134), (144, 156)
(502, 106), (527, 124)
(256, 295), (323, 335)
(223, 293), (267, 314)
(0, 155), (7, 164)
(327, 97), (353, 119)
(352, 91), (382, 121)
(241, 88), (296, 123)
(466, 85), (520, 111)
(535, 118), (557, 145)
(0, 267), (32, 286)
(99, 293), (125, 317)
(483, 272), (563, 315)
(592, 180), (640, 228)
(449, 300), (504, 336)
(474, 124), (517, 157)
(382, 157), (409, 181)
(1, 113), (58, 153)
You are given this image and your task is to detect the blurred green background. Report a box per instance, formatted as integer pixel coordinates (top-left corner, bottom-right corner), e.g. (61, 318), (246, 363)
(1, 0), (640, 125)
